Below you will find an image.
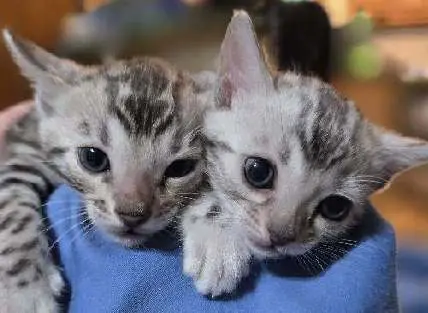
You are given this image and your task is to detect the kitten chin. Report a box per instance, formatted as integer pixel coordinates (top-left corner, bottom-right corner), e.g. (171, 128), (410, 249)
(107, 229), (152, 248)
(247, 236), (316, 259)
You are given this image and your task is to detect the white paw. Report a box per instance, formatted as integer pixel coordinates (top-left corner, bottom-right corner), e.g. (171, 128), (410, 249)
(183, 230), (251, 297)
(0, 264), (63, 313)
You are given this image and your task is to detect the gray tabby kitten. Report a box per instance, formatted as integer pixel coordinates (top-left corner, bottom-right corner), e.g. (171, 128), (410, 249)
(1, 31), (206, 312)
(182, 11), (428, 297)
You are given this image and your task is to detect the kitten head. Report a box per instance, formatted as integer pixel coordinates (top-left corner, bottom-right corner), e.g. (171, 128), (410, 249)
(204, 11), (428, 257)
(4, 30), (207, 247)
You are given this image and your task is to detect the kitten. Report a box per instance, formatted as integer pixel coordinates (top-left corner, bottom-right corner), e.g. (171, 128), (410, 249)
(1, 31), (207, 312)
(182, 11), (428, 297)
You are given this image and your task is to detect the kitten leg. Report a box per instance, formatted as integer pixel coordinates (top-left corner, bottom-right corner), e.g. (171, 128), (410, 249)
(182, 194), (252, 297)
(0, 152), (64, 312)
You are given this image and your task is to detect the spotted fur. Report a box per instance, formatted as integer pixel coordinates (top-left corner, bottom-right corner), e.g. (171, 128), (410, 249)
(0, 30), (208, 312)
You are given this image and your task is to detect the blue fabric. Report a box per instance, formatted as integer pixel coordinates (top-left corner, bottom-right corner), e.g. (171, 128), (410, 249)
(397, 246), (428, 313)
(46, 185), (399, 313)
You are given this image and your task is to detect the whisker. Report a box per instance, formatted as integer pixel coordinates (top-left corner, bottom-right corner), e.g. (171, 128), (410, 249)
(39, 199), (81, 207)
(39, 210), (87, 234)
(48, 218), (90, 252)
(301, 253), (316, 276)
(67, 220), (94, 247)
(352, 175), (388, 183)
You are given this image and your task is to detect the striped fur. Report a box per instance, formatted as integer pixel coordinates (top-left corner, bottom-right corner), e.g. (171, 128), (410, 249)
(1, 31), (208, 312)
(182, 11), (428, 299)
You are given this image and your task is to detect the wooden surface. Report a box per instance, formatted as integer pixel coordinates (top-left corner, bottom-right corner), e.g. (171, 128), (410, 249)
(0, 0), (81, 109)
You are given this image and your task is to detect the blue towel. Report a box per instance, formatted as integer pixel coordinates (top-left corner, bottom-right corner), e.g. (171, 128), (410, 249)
(46, 185), (399, 313)
(397, 246), (428, 313)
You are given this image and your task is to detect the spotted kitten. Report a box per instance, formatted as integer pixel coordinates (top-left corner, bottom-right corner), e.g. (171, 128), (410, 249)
(0, 31), (207, 312)
(182, 11), (428, 297)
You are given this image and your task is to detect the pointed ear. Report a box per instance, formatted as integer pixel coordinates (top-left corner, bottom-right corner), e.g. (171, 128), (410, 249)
(217, 10), (273, 107)
(3, 29), (86, 88)
(372, 128), (428, 184)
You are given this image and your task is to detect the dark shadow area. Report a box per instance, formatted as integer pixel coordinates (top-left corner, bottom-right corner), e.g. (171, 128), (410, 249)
(138, 226), (180, 252)
(266, 204), (385, 278)
(255, 0), (332, 82)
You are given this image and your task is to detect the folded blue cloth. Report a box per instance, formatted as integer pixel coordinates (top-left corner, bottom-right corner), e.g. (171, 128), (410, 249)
(46, 185), (399, 313)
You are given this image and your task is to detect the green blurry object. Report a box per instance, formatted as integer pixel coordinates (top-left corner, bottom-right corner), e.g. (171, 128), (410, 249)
(346, 43), (382, 80)
(341, 9), (382, 80)
(348, 10), (373, 44)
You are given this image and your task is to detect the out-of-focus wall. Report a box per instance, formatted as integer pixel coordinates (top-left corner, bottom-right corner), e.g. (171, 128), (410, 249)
(82, 0), (108, 12)
(319, 0), (428, 27)
(0, 1), (80, 109)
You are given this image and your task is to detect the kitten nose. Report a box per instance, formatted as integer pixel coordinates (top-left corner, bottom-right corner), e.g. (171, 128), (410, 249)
(268, 229), (295, 247)
(117, 210), (151, 228)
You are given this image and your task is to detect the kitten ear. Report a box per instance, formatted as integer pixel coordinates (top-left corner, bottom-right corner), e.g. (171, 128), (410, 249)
(217, 10), (273, 107)
(373, 129), (428, 184)
(3, 29), (85, 88)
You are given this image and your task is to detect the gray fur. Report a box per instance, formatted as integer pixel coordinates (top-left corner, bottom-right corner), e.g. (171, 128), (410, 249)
(0, 30), (208, 312)
(182, 11), (428, 298)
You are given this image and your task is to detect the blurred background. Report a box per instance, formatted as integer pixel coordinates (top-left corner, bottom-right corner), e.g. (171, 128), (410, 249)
(1, 0), (428, 311)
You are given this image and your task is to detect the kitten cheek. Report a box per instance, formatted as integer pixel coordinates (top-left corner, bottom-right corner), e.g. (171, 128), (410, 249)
(239, 190), (272, 205)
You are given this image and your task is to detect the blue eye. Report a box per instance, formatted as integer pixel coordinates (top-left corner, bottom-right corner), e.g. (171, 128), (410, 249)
(78, 147), (110, 173)
(243, 157), (274, 189)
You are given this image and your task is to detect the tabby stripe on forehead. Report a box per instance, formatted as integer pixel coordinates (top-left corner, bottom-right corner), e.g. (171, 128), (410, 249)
(109, 105), (133, 134)
(106, 75), (135, 133)
(297, 89), (359, 169)
(121, 96), (175, 137)
(205, 138), (234, 153)
(154, 109), (175, 137)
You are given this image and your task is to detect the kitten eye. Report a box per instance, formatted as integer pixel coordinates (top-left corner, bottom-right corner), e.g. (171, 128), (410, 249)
(244, 157), (274, 189)
(164, 159), (197, 178)
(78, 147), (110, 173)
(316, 195), (353, 221)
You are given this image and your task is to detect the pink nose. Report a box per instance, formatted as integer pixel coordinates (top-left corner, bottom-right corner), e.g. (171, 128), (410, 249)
(114, 177), (154, 204)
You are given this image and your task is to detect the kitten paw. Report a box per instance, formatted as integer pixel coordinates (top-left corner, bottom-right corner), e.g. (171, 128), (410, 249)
(183, 229), (251, 297)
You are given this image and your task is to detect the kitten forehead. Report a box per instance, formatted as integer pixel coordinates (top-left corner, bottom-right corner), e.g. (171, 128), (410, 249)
(205, 72), (364, 171)
(101, 58), (181, 138)
(57, 57), (202, 150)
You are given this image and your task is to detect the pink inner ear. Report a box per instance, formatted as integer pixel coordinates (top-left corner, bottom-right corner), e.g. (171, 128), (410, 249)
(216, 76), (233, 108)
(218, 11), (273, 98)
